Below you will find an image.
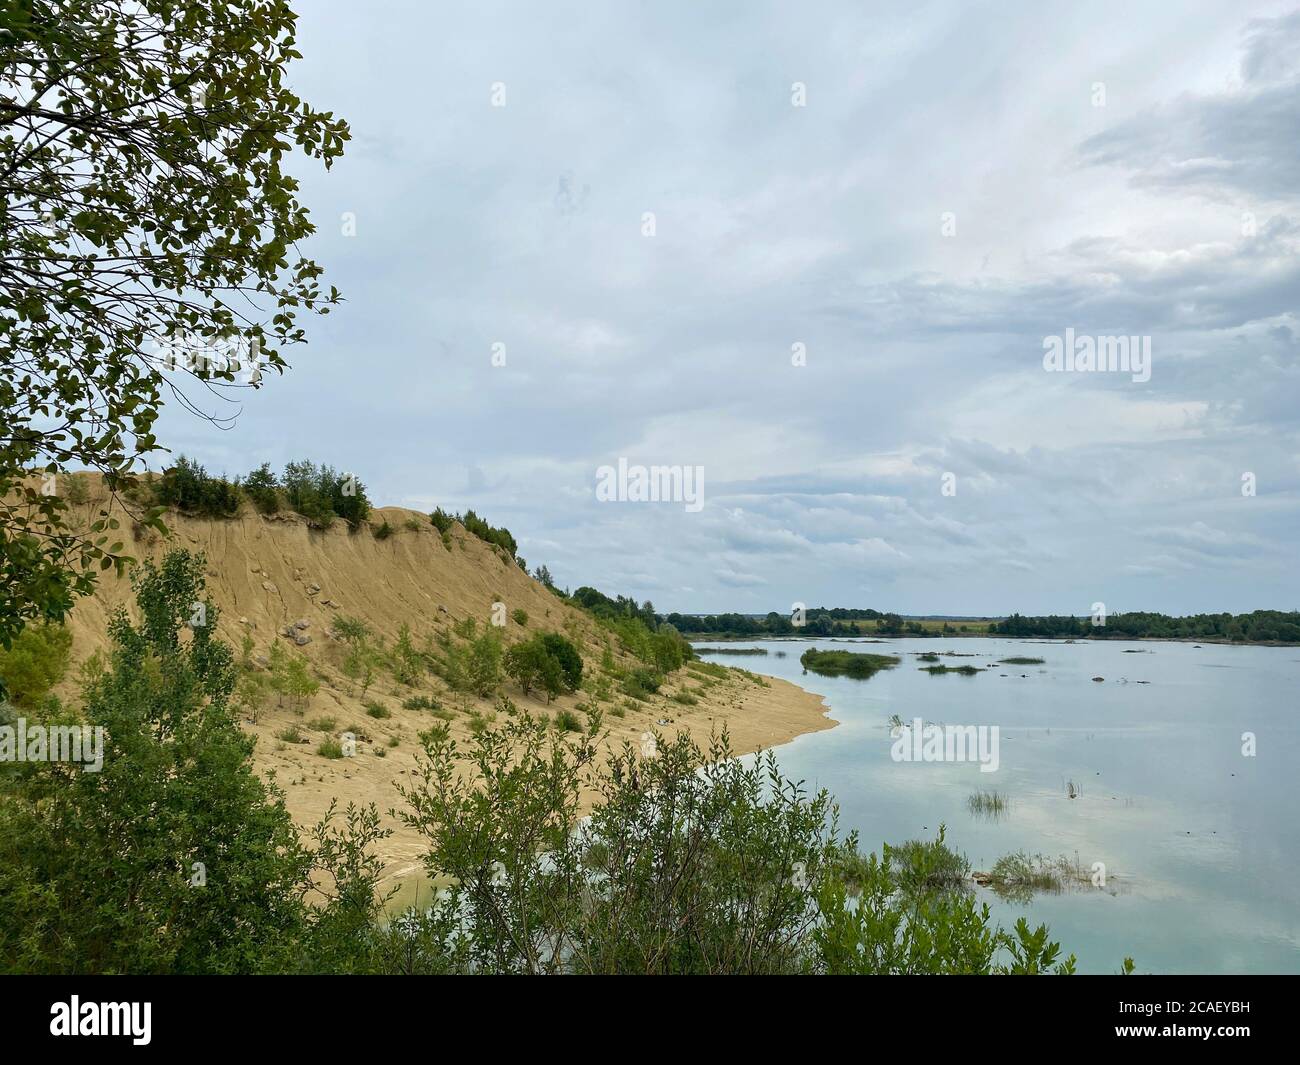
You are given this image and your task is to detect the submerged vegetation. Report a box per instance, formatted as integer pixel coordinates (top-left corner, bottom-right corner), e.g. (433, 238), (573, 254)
(967, 790), (1009, 818)
(800, 648), (900, 679)
(977, 853), (1095, 904)
(1000, 657), (1045, 665)
(921, 664), (983, 676)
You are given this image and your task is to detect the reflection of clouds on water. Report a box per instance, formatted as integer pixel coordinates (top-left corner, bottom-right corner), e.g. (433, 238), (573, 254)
(728, 635), (1300, 971)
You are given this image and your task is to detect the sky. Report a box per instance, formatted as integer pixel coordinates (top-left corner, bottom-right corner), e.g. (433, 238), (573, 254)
(158, 0), (1300, 617)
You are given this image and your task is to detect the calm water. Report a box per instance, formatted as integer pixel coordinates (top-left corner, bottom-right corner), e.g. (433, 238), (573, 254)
(714, 636), (1300, 974)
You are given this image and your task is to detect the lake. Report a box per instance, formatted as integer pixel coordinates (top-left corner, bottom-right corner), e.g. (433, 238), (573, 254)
(710, 636), (1300, 974)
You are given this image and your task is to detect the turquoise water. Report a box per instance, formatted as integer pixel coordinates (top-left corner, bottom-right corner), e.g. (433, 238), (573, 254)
(718, 637), (1300, 974)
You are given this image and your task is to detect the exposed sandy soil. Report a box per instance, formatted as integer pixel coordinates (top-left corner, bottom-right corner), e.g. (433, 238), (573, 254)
(53, 479), (834, 890)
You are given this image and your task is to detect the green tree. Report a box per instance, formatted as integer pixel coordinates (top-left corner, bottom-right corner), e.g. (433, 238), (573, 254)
(0, 621), (71, 708)
(0, 549), (312, 973)
(390, 624), (424, 685)
(0, 1), (348, 648)
(504, 638), (545, 696)
(538, 633), (583, 691)
(242, 463), (281, 514)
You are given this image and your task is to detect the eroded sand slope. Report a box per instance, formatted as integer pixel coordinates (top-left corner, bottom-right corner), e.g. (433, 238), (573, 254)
(56, 484), (833, 881)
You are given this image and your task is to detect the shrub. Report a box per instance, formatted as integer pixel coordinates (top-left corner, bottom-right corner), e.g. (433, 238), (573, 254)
(393, 716), (1087, 974)
(440, 627), (502, 698)
(511, 609), (528, 626)
(458, 508), (517, 557)
(538, 633), (583, 691)
(621, 668), (662, 700)
(552, 709), (582, 732)
(282, 460), (371, 528)
(389, 624), (424, 686)
(153, 456), (242, 517)
(429, 508), (454, 534)
(63, 475), (90, 505)
(504, 632), (582, 702)
(317, 738), (344, 759)
(363, 700), (391, 719)
(242, 463), (281, 514)
(0, 622), (72, 708)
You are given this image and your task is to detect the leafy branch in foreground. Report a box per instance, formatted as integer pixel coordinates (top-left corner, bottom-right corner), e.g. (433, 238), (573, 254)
(0, 0), (348, 646)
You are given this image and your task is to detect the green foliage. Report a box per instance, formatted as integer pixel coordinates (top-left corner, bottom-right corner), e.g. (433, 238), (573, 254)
(373, 520), (394, 540)
(0, 622), (72, 708)
(504, 632), (583, 702)
(268, 641), (318, 711)
(429, 508), (454, 534)
(363, 700), (390, 719)
(281, 461), (371, 528)
(620, 667), (662, 700)
(0, 550), (312, 973)
(552, 709), (582, 732)
(153, 456), (241, 517)
(538, 633), (583, 690)
(994, 610), (1300, 643)
(330, 615), (370, 644)
(439, 624), (502, 698)
(337, 622), (383, 698)
(389, 624), (424, 686)
(0, 1), (347, 647)
(800, 648), (900, 679)
(458, 509), (517, 557)
(233, 669), (271, 723)
(511, 609), (528, 626)
(242, 464), (281, 514)
(388, 716), (1088, 974)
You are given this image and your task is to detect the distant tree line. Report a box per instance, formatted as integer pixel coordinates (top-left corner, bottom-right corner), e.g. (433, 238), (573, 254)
(994, 610), (1300, 643)
(661, 608), (938, 638)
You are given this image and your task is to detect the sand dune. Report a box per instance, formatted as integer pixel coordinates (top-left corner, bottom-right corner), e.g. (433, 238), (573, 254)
(54, 480), (834, 882)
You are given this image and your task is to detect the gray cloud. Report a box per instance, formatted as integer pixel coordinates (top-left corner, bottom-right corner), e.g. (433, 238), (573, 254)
(157, 1), (1300, 617)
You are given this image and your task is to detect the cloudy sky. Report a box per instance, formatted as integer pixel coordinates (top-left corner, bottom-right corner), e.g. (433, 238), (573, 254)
(160, 0), (1300, 616)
